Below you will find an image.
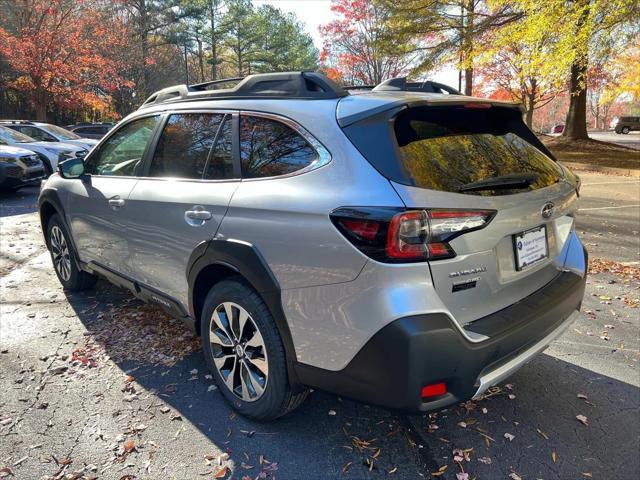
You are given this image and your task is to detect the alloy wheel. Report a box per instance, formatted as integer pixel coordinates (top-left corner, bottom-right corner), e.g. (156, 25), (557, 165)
(209, 302), (269, 402)
(50, 225), (71, 282)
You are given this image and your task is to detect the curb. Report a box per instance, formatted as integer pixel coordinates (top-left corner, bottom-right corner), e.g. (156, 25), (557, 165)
(562, 161), (640, 177)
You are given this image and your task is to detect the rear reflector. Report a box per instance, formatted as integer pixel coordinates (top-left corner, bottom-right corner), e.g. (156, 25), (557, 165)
(421, 382), (447, 398)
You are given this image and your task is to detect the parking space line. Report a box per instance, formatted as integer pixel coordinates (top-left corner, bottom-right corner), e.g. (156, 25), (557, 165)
(582, 181), (640, 186)
(579, 204), (640, 211)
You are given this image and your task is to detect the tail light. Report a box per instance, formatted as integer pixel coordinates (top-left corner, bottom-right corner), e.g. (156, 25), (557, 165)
(331, 207), (495, 263)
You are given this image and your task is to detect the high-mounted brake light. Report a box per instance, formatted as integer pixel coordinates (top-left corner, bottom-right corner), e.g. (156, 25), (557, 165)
(330, 207), (496, 263)
(464, 102), (492, 109)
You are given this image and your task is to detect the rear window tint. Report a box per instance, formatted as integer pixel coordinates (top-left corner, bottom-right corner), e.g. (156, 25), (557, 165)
(391, 107), (562, 195)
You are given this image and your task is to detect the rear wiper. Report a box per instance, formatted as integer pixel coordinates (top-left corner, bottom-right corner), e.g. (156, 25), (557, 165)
(457, 173), (539, 192)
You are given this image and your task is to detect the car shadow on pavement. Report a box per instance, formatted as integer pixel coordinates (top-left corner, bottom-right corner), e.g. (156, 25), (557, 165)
(62, 279), (640, 479)
(61, 279), (425, 479)
(0, 185), (40, 218)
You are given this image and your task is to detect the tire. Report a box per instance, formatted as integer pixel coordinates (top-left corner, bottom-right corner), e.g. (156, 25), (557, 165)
(37, 153), (53, 176)
(46, 214), (97, 291)
(201, 278), (308, 420)
(622, 127), (630, 134)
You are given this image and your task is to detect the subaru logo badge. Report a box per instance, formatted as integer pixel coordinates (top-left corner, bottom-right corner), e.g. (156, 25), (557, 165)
(541, 202), (555, 219)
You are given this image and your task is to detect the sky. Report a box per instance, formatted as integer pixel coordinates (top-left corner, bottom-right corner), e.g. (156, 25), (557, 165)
(252, 0), (459, 87)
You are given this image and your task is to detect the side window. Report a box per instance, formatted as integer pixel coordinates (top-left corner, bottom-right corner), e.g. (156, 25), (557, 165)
(18, 126), (56, 142)
(204, 117), (234, 180)
(85, 116), (159, 176)
(240, 115), (318, 178)
(148, 113), (228, 179)
(75, 127), (91, 135)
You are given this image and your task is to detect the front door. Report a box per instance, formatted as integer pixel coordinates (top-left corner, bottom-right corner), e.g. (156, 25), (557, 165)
(65, 115), (161, 277)
(124, 111), (240, 304)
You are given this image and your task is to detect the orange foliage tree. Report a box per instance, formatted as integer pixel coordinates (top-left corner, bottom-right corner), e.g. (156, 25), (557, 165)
(0, 0), (133, 120)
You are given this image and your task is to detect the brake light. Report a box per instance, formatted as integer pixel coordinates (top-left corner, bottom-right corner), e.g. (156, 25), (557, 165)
(464, 102), (492, 109)
(386, 211), (428, 259)
(331, 207), (495, 263)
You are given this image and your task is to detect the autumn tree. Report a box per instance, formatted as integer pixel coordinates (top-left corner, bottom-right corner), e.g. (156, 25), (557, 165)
(376, 0), (521, 95)
(475, 14), (566, 127)
(490, 0), (640, 139)
(319, 0), (416, 85)
(0, 0), (132, 121)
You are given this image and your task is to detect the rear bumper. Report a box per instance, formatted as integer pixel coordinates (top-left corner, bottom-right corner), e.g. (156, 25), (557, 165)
(296, 247), (587, 412)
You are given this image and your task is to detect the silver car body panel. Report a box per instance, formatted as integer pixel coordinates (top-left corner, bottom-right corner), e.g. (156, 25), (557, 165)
(40, 90), (587, 375)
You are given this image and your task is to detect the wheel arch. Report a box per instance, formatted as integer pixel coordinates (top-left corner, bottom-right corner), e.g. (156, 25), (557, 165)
(187, 239), (303, 390)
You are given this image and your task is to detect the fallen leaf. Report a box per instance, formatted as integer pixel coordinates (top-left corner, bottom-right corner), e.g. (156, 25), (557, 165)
(431, 465), (447, 476)
(504, 433), (515, 441)
(457, 421), (467, 428)
(342, 462), (352, 473)
(536, 428), (549, 440)
(214, 466), (227, 478)
(508, 394), (516, 400)
(388, 466), (398, 474)
(478, 457), (492, 465)
(552, 451), (557, 463)
(576, 414), (588, 426)
(577, 394), (588, 400)
(456, 473), (470, 480)
(509, 473), (522, 480)
(328, 410), (336, 416)
(123, 439), (135, 452)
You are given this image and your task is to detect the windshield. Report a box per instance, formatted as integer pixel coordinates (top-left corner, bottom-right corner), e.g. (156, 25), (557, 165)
(40, 124), (81, 140)
(0, 126), (36, 143)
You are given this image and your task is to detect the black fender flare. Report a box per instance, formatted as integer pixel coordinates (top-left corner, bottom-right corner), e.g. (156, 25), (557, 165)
(187, 238), (303, 390)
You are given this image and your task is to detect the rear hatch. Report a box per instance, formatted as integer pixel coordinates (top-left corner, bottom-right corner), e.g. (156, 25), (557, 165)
(342, 102), (580, 326)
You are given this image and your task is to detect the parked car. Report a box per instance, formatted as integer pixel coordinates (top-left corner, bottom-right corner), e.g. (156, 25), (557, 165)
(0, 145), (45, 190)
(0, 120), (98, 150)
(0, 126), (87, 175)
(551, 124), (564, 134)
(66, 123), (114, 140)
(614, 116), (640, 134)
(38, 72), (587, 420)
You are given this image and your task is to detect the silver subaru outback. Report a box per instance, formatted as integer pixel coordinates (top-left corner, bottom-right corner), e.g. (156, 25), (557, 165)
(38, 72), (587, 420)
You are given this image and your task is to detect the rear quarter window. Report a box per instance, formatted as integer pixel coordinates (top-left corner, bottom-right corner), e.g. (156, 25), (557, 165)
(240, 115), (318, 178)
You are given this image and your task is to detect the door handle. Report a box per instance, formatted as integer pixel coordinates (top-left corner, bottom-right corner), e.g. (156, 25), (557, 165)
(108, 198), (125, 209)
(185, 205), (212, 226)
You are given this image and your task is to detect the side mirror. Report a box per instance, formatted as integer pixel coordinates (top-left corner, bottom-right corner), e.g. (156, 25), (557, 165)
(58, 157), (86, 179)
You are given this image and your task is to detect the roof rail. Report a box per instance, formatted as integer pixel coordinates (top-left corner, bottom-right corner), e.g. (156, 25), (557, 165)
(373, 77), (462, 95)
(0, 120), (36, 125)
(139, 71), (348, 109)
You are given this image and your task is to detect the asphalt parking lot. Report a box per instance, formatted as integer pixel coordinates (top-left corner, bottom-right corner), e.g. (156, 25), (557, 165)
(1, 172), (638, 480)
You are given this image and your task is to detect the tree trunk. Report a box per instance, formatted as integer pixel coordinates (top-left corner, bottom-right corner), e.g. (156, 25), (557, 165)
(525, 100), (534, 128)
(563, 58), (589, 139)
(563, 0), (590, 140)
(35, 98), (47, 121)
(197, 39), (205, 82)
(463, 0), (474, 96)
(209, 0), (217, 80)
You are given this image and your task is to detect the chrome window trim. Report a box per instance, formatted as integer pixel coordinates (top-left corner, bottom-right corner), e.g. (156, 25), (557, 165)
(85, 108), (332, 182)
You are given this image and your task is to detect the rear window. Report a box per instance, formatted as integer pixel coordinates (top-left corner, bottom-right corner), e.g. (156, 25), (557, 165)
(343, 105), (563, 196)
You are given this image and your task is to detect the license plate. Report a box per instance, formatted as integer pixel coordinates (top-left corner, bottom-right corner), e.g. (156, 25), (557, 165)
(513, 226), (548, 271)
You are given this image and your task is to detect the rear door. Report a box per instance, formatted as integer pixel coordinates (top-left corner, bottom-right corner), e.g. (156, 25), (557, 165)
(125, 110), (240, 304)
(346, 104), (579, 325)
